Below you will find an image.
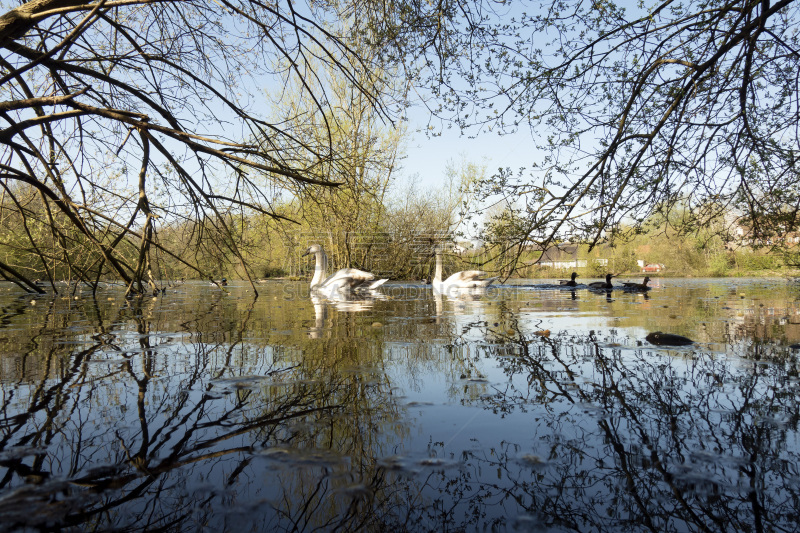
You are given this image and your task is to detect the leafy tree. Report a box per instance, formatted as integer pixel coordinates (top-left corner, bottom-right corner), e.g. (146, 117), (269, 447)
(0, 0), (401, 295)
(381, 176), (466, 280)
(274, 53), (401, 268)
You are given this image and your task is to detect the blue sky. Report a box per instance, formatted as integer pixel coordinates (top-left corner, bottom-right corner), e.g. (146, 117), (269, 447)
(400, 123), (537, 190)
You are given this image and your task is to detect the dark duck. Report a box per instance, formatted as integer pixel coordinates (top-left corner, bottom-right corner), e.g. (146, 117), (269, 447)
(588, 274), (614, 289)
(622, 276), (650, 291)
(559, 272), (579, 287)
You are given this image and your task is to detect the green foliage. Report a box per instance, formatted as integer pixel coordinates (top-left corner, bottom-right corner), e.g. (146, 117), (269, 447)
(708, 253), (733, 278)
(0, 0), (422, 293)
(516, 205), (790, 279)
(586, 260), (607, 278)
(734, 250), (782, 272)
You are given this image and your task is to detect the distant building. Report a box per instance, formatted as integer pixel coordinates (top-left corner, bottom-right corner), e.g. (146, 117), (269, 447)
(536, 244), (607, 269)
(730, 222), (800, 247)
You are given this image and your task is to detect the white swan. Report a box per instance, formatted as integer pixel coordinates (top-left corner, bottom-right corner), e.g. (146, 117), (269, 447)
(302, 244), (387, 297)
(432, 248), (497, 294)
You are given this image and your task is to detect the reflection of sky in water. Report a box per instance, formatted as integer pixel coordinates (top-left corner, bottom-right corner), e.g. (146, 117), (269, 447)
(0, 278), (799, 531)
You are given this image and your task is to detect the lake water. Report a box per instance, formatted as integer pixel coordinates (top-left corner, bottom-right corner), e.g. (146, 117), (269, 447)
(0, 278), (799, 532)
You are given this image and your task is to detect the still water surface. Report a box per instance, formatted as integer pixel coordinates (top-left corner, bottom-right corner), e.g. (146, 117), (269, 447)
(0, 278), (799, 531)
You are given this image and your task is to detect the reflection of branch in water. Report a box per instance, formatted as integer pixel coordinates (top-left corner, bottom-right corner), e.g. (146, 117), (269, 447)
(3, 286), (799, 531)
(462, 324), (800, 532)
(0, 296), (110, 488)
(0, 289), (420, 531)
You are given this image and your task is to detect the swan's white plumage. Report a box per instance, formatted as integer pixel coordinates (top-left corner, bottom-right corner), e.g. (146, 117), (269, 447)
(432, 248), (497, 293)
(303, 244), (387, 296)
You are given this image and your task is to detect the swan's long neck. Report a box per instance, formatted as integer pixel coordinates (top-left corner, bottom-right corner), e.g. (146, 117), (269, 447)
(310, 250), (327, 288)
(434, 250), (443, 284)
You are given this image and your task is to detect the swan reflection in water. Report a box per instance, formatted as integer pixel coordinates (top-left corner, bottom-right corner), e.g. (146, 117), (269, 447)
(432, 283), (500, 327)
(309, 291), (387, 338)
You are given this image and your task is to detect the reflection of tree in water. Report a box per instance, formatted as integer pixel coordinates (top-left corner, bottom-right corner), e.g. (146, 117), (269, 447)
(725, 302), (800, 353)
(427, 327), (800, 532)
(0, 294), (412, 531)
(3, 286), (800, 531)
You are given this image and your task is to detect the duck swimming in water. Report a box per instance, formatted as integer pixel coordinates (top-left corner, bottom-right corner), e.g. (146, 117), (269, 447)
(559, 272), (579, 287)
(622, 276), (650, 291)
(587, 273), (614, 289)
